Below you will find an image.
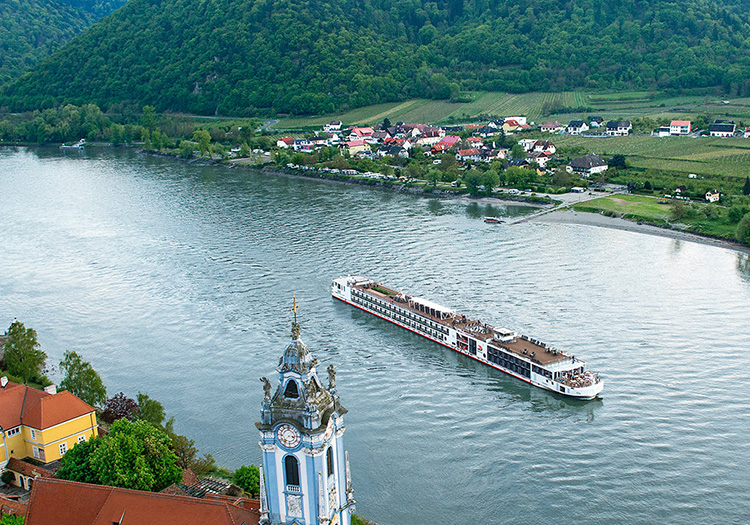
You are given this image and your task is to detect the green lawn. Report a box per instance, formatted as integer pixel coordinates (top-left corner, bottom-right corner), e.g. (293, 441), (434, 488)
(574, 194), (672, 221)
(573, 194), (739, 239)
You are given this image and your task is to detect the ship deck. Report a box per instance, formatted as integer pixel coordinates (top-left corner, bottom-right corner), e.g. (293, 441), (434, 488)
(359, 285), (572, 367)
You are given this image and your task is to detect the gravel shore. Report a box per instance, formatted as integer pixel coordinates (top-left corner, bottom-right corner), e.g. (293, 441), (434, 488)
(531, 208), (750, 254)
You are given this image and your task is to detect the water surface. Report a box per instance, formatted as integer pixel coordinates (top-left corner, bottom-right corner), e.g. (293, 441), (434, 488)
(1, 147), (749, 524)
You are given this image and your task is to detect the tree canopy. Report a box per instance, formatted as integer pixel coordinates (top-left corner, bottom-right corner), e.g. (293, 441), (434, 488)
(58, 419), (182, 492)
(4, 0), (750, 115)
(59, 350), (107, 407)
(2, 321), (48, 384)
(101, 392), (139, 423)
(232, 465), (260, 497)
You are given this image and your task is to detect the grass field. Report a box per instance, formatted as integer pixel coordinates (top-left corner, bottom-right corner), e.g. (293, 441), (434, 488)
(574, 194), (671, 221)
(273, 90), (750, 130)
(573, 194), (739, 239)
(554, 135), (750, 178)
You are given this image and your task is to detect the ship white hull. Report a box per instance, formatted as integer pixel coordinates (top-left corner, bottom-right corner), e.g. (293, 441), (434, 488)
(332, 278), (603, 400)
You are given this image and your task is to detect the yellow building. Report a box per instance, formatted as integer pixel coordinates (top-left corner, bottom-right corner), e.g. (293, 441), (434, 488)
(0, 378), (97, 489)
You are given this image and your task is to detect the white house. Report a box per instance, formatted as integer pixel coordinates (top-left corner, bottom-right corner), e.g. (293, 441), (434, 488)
(324, 120), (343, 132)
(670, 120), (691, 135)
(708, 121), (736, 137)
(567, 120), (589, 135)
(567, 153), (608, 177)
(606, 120), (632, 136)
(705, 190), (720, 203)
(541, 121), (565, 133)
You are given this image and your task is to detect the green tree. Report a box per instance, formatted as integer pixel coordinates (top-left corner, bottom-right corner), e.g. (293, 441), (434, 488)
(744, 176), (750, 196)
(728, 205), (748, 223)
(56, 437), (102, 484)
(510, 144), (526, 159)
(462, 169), (483, 195)
(232, 465), (260, 497)
(91, 419), (181, 492)
(192, 129), (212, 157)
(59, 351), (107, 407)
(3, 321), (47, 384)
(481, 169), (500, 193)
(736, 212), (750, 246)
(137, 392), (165, 427)
(0, 514), (25, 525)
(141, 105), (157, 131)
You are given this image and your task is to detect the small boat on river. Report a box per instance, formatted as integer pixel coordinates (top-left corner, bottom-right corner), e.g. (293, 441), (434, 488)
(484, 216), (504, 224)
(60, 139), (86, 151)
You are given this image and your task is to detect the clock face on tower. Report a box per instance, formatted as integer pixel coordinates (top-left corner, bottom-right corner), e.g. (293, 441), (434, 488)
(277, 423), (301, 448)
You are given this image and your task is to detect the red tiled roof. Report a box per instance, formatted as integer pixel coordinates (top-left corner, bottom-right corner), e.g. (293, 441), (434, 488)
(22, 391), (95, 430)
(25, 478), (261, 525)
(279, 137), (294, 144)
(0, 495), (28, 517)
(457, 148), (480, 156)
(670, 120), (690, 126)
(181, 469), (200, 487)
(0, 381), (93, 430)
(6, 458), (54, 479)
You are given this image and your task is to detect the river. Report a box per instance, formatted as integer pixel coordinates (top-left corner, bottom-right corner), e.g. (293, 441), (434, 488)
(1, 147), (749, 524)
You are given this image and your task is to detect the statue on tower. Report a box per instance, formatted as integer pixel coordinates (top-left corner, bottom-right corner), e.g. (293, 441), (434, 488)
(327, 363), (336, 390)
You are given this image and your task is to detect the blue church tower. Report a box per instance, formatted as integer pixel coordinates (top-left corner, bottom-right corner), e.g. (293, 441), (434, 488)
(257, 305), (354, 525)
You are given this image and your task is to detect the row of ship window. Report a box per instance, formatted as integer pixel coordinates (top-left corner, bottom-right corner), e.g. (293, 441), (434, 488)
(351, 292), (449, 339)
(487, 347), (531, 378)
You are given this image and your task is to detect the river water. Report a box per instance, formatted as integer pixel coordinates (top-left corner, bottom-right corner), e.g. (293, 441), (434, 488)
(1, 147), (749, 524)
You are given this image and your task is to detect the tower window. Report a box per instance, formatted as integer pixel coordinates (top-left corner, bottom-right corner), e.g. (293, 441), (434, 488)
(285, 455), (300, 487)
(326, 447), (334, 477)
(283, 380), (299, 399)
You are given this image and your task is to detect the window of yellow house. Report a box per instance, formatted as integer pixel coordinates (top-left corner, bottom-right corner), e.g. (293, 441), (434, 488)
(30, 429), (36, 440)
(59, 443), (67, 455)
(6, 427), (20, 437)
(78, 435), (86, 444)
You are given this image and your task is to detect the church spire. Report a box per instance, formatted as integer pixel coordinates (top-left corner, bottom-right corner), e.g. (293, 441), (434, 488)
(290, 295), (300, 339)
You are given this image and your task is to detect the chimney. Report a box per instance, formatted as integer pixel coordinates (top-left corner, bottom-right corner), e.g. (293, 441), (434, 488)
(1, 376), (7, 388)
(44, 384), (57, 395)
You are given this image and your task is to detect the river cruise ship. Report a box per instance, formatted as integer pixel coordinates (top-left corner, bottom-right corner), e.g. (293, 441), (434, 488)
(332, 276), (603, 399)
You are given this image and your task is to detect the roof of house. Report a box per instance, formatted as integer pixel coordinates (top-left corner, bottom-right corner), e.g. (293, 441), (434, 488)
(606, 120), (631, 129)
(570, 153), (608, 169)
(467, 137), (483, 143)
(541, 121), (563, 128)
(439, 135), (461, 145)
(589, 116), (604, 122)
(6, 457), (54, 479)
(350, 127), (374, 136)
(708, 123), (735, 132)
(457, 148), (480, 156)
(0, 495), (28, 518)
(278, 137), (294, 144)
(670, 120), (690, 126)
(568, 120), (586, 127)
(0, 381), (94, 430)
(345, 140), (367, 147)
(24, 478), (260, 525)
(706, 189), (720, 195)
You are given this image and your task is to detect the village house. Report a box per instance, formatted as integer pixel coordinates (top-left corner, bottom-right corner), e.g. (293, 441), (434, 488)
(708, 120), (736, 137)
(744, 127), (750, 138)
(482, 148), (507, 162)
(502, 119), (521, 132)
(541, 121), (565, 133)
(341, 140), (371, 156)
(567, 120), (589, 135)
(323, 120), (343, 132)
(517, 139), (537, 151)
(526, 151), (550, 167)
(276, 137), (295, 148)
(605, 120), (632, 136)
(293, 138), (313, 152)
(456, 148), (482, 162)
(377, 145), (408, 159)
(532, 140), (556, 154)
(654, 126), (671, 137)
(348, 126), (375, 141)
(670, 120), (691, 135)
(505, 116), (527, 125)
(705, 189), (720, 203)
(588, 116), (604, 127)
(0, 378), (98, 490)
(466, 137), (484, 148)
(567, 153), (608, 177)
(415, 129), (444, 146)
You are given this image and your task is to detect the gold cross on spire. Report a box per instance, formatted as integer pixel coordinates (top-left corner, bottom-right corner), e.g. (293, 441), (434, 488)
(290, 295), (301, 339)
(291, 294), (298, 324)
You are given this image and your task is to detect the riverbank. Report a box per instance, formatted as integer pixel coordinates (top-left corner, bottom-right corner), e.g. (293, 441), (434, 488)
(532, 208), (750, 253)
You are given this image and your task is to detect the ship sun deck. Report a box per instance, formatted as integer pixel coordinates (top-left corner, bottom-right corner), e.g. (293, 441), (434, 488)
(358, 284), (572, 368)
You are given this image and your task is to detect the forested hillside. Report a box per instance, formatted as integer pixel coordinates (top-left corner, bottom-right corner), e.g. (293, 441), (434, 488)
(0, 0), (127, 84)
(3, 0), (750, 116)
